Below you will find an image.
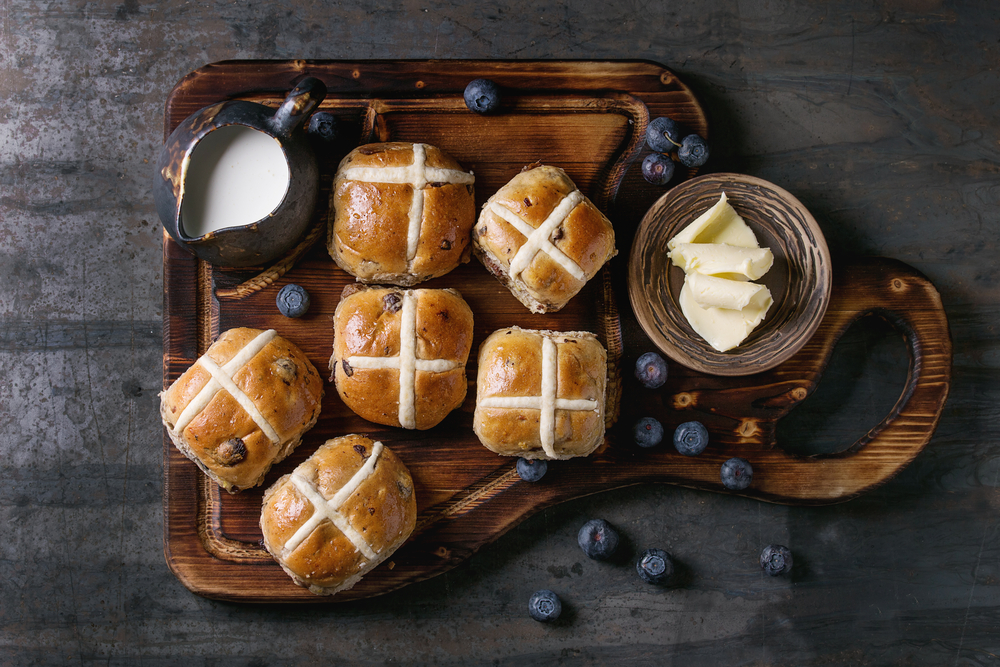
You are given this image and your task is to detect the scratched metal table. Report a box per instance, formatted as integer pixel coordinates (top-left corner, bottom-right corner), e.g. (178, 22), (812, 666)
(1, 2), (997, 665)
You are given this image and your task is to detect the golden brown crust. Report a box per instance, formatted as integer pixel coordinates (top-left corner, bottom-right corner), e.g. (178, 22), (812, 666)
(328, 142), (476, 286)
(330, 285), (474, 429)
(472, 164), (617, 313)
(260, 435), (417, 596)
(473, 327), (607, 460)
(159, 328), (324, 493)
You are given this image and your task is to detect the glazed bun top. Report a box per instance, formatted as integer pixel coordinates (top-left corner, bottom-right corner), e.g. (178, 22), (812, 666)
(473, 164), (616, 313)
(330, 284), (474, 430)
(328, 142), (476, 286)
(473, 326), (608, 460)
(260, 434), (417, 596)
(160, 327), (323, 493)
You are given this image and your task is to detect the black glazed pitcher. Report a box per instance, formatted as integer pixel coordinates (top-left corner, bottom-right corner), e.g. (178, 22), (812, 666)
(154, 77), (327, 267)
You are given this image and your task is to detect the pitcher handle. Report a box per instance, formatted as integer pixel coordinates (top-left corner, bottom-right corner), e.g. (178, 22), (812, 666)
(270, 76), (327, 137)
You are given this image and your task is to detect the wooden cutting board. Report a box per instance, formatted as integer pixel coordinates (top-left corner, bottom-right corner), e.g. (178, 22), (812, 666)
(161, 60), (951, 602)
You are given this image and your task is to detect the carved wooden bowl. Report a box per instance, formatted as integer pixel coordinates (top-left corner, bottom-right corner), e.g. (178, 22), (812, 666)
(628, 173), (832, 376)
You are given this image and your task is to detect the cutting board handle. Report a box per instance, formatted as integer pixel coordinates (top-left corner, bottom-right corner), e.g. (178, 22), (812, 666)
(754, 258), (952, 502)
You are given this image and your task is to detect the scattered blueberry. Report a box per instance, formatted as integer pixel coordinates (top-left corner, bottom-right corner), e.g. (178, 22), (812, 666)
(578, 519), (620, 560)
(528, 589), (562, 622)
(307, 112), (339, 142)
(464, 78), (501, 114)
(677, 134), (710, 168)
(635, 352), (668, 389)
(516, 457), (547, 482)
(641, 153), (675, 186)
(720, 457), (753, 490)
(646, 116), (684, 153)
(633, 417), (664, 448)
(673, 421), (709, 456)
(636, 548), (674, 585)
(276, 284), (310, 318)
(760, 544), (793, 577)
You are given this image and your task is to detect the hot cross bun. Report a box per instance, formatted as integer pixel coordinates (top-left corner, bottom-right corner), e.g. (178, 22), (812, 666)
(330, 284), (474, 430)
(160, 327), (324, 493)
(474, 326), (608, 460)
(473, 164), (617, 313)
(328, 142), (476, 286)
(260, 434), (417, 596)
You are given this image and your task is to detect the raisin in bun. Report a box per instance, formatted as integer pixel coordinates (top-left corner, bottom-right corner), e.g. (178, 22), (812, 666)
(330, 284), (474, 430)
(474, 327), (608, 460)
(160, 328), (323, 493)
(260, 434), (417, 596)
(473, 164), (617, 313)
(328, 142), (476, 286)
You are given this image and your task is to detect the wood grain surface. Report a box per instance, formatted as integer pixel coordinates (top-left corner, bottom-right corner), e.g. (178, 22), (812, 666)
(162, 61), (950, 602)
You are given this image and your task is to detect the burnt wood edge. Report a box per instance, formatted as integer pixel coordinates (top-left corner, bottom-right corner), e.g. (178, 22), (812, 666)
(161, 231), (203, 591)
(161, 59), (708, 140)
(168, 58), (702, 94)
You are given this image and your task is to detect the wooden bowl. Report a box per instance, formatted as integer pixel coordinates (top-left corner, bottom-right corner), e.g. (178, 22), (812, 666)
(628, 173), (832, 376)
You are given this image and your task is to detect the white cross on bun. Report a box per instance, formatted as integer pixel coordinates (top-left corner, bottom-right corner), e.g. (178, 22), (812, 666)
(328, 142), (476, 286)
(473, 164), (617, 313)
(260, 434), (417, 596)
(160, 328), (324, 494)
(474, 327), (608, 460)
(330, 284), (474, 430)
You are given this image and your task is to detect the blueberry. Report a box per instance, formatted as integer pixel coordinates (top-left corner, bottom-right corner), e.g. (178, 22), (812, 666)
(636, 548), (674, 585)
(760, 544), (793, 577)
(464, 78), (501, 114)
(516, 457), (547, 482)
(276, 284), (310, 318)
(677, 134), (710, 168)
(673, 421), (709, 456)
(641, 153), (675, 186)
(577, 519), (620, 560)
(646, 116), (684, 153)
(528, 589), (562, 622)
(634, 352), (668, 389)
(307, 112), (338, 143)
(720, 457), (753, 490)
(633, 417), (664, 448)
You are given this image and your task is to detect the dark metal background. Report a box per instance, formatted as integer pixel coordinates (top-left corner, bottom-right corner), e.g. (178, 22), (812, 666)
(0, 2), (997, 664)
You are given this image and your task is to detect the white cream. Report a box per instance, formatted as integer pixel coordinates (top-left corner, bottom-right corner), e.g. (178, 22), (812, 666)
(172, 329), (277, 435)
(181, 125), (290, 238)
(198, 356), (281, 443)
(538, 336), (557, 457)
(479, 396), (598, 411)
(506, 190), (586, 280)
(396, 291), (418, 429)
(284, 443), (384, 561)
(488, 203), (584, 279)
